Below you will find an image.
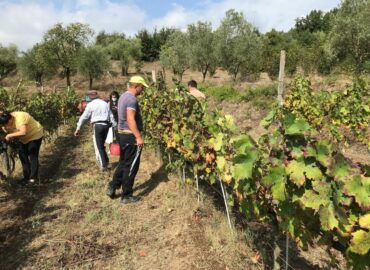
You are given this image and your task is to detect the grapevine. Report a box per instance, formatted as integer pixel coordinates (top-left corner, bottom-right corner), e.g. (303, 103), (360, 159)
(141, 79), (370, 269)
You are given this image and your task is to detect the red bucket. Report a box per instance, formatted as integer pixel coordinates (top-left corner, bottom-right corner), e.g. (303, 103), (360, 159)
(109, 143), (121, 156)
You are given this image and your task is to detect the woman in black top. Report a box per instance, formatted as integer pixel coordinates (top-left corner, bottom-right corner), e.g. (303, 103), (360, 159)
(109, 91), (119, 123)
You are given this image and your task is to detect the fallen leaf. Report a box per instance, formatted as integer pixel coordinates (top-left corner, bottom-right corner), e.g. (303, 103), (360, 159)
(251, 253), (261, 264)
(138, 250), (147, 257)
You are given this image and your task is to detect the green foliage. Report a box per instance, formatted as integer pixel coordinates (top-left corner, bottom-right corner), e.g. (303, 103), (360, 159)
(160, 31), (191, 82)
(199, 83), (277, 109)
(187, 22), (218, 82)
(77, 45), (110, 89)
(0, 86), (77, 136)
(241, 84), (277, 102)
(285, 75), (370, 146)
(261, 30), (299, 78)
(199, 84), (239, 102)
(216, 9), (263, 80)
(294, 10), (334, 33)
(18, 43), (58, 86)
(95, 31), (125, 47)
(136, 27), (176, 62)
(43, 23), (94, 86)
(141, 75), (370, 267)
(0, 44), (18, 81)
(328, 0), (370, 73)
(108, 38), (142, 76)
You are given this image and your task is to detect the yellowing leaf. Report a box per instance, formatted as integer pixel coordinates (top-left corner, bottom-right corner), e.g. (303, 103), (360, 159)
(319, 203), (339, 231)
(214, 133), (224, 151)
(349, 230), (370, 255)
(299, 190), (329, 210)
(216, 156), (226, 171)
(262, 167), (286, 201)
(344, 175), (370, 210)
(359, 214), (370, 230)
(286, 160), (306, 186)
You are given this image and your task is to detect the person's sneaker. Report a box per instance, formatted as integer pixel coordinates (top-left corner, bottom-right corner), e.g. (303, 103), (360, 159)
(106, 185), (115, 199)
(120, 195), (141, 204)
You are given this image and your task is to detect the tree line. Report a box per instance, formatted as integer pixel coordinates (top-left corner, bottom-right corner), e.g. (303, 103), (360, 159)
(0, 0), (368, 88)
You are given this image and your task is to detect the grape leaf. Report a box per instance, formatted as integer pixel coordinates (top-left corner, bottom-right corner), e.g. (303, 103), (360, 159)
(214, 133), (224, 151)
(343, 175), (370, 210)
(299, 190), (330, 211)
(216, 156), (226, 171)
(286, 160), (306, 186)
(233, 160), (254, 181)
(330, 155), (350, 179)
(261, 110), (276, 128)
(359, 214), (370, 230)
(315, 140), (332, 167)
(234, 134), (256, 154)
(285, 118), (311, 135)
(349, 230), (370, 255)
(233, 151), (259, 181)
(319, 203), (339, 230)
(286, 159), (322, 187)
(262, 167), (286, 201)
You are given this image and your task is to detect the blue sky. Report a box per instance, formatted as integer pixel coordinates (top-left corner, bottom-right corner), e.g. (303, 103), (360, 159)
(0, 0), (341, 51)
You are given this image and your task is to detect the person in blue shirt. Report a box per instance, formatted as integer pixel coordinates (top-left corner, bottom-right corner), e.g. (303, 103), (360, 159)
(106, 76), (148, 204)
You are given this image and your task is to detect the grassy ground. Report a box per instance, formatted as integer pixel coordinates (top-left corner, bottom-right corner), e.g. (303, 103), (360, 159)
(0, 126), (263, 269)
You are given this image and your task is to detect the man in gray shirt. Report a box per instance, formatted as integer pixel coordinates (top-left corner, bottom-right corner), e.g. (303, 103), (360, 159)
(106, 76), (148, 204)
(75, 90), (116, 171)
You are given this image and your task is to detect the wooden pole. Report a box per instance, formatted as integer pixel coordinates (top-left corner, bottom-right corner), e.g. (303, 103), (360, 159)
(274, 50), (286, 270)
(277, 50), (286, 107)
(152, 70), (156, 84)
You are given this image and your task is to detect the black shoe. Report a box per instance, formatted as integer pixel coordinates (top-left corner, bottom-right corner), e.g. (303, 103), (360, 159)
(120, 195), (141, 204)
(106, 185), (115, 199)
(18, 178), (29, 186)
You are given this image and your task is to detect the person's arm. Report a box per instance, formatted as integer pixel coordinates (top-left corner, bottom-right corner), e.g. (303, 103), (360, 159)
(75, 103), (92, 136)
(5, 124), (27, 141)
(127, 109), (143, 146)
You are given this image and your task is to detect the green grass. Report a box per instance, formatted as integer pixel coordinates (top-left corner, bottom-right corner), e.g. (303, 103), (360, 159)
(199, 83), (278, 109)
(199, 84), (241, 102)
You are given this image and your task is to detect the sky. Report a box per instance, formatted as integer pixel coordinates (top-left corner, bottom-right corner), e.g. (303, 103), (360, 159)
(0, 0), (341, 51)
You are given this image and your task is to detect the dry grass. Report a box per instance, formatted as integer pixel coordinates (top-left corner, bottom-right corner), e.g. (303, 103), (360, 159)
(0, 126), (260, 269)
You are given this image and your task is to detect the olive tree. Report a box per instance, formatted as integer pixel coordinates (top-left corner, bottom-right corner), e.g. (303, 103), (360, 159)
(18, 43), (58, 86)
(216, 9), (263, 80)
(43, 23), (94, 86)
(328, 0), (370, 73)
(108, 38), (142, 76)
(160, 30), (191, 82)
(0, 44), (18, 82)
(77, 45), (110, 89)
(187, 21), (218, 82)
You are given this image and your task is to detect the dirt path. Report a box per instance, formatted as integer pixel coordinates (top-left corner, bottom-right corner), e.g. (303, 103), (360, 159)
(0, 127), (259, 269)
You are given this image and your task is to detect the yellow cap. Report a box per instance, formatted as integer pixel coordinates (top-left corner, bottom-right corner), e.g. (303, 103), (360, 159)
(129, 76), (149, 88)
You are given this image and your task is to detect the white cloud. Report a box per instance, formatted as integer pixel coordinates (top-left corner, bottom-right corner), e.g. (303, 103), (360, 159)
(148, 0), (341, 32)
(0, 0), (341, 51)
(0, 0), (147, 51)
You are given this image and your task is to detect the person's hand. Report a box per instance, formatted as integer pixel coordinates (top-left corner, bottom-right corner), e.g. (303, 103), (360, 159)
(136, 136), (144, 146)
(74, 130), (80, 137)
(5, 134), (12, 141)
